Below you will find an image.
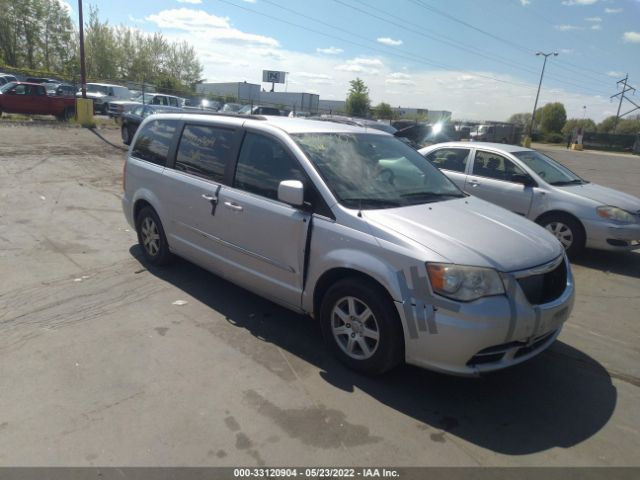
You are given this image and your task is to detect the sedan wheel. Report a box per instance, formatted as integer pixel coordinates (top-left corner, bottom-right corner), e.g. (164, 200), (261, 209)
(538, 213), (585, 258)
(545, 221), (573, 249)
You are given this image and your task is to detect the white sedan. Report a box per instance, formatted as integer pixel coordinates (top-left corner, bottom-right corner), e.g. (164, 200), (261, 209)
(420, 142), (640, 257)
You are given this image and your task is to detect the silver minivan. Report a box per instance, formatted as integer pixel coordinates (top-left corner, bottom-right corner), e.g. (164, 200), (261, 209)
(122, 115), (574, 376)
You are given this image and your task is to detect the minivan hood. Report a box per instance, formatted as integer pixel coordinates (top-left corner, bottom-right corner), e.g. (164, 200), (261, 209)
(364, 196), (563, 272)
(556, 183), (640, 212)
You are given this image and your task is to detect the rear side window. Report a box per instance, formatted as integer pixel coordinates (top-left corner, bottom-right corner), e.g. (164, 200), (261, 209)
(472, 150), (525, 182)
(234, 133), (305, 200)
(175, 124), (235, 182)
(425, 148), (470, 173)
(131, 119), (178, 166)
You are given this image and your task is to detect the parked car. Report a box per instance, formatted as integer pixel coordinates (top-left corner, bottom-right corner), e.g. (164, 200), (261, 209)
(120, 105), (183, 145)
(122, 115), (574, 376)
(238, 104), (282, 116)
(25, 77), (60, 84)
(108, 92), (186, 119)
(221, 103), (243, 113)
(0, 74), (18, 85)
(0, 82), (75, 120)
(55, 84), (77, 97)
(470, 123), (521, 144)
(420, 142), (640, 256)
(77, 83), (130, 114)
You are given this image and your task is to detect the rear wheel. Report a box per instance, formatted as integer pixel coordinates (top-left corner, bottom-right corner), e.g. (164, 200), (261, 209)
(135, 207), (172, 266)
(538, 213), (585, 258)
(121, 124), (132, 145)
(320, 277), (404, 375)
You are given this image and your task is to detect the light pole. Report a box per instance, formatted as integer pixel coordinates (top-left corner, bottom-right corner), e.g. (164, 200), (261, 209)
(582, 105), (586, 119)
(526, 51), (558, 145)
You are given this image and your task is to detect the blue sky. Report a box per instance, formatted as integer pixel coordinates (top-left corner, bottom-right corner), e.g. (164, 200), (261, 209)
(68, 0), (640, 121)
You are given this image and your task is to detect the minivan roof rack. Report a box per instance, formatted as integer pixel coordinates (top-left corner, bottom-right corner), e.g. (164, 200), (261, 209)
(179, 110), (268, 121)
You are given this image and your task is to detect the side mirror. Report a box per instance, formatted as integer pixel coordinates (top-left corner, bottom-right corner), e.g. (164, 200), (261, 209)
(511, 173), (535, 187)
(278, 180), (304, 207)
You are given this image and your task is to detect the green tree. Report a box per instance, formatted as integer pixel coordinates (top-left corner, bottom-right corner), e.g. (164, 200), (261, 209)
(535, 102), (566, 134)
(562, 118), (596, 135)
(598, 115), (640, 134)
(345, 78), (370, 117)
(372, 102), (394, 120)
(508, 112), (532, 130)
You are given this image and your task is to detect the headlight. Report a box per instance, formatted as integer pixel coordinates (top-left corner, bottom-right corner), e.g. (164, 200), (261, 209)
(426, 263), (505, 302)
(596, 206), (635, 224)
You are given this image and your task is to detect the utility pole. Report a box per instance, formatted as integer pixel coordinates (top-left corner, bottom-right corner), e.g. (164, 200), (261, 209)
(610, 75), (639, 133)
(527, 52), (558, 144)
(78, 0), (86, 99)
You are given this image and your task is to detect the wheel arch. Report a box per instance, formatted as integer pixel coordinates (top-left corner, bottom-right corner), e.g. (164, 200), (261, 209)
(534, 209), (585, 234)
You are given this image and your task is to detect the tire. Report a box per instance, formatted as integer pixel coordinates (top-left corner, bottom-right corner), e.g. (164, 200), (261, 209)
(121, 124), (132, 145)
(135, 206), (172, 266)
(320, 277), (404, 375)
(63, 107), (75, 121)
(537, 212), (585, 258)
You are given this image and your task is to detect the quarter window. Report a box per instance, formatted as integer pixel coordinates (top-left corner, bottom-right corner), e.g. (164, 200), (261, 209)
(425, 148), (470, 173)
(472, 150), (526, 182)
(131, 119), (178, 166)
(234, 133), (306, 200)
(175, 124), (235, 182)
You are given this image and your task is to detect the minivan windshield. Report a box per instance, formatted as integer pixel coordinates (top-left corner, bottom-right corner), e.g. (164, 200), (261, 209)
(512, 150), (586, 186)
(293, 133), (465, 209)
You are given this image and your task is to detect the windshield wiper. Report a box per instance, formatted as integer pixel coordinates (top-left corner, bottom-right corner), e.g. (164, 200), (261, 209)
(401, 192), (464, 202)
(549, 179), (584, 186)
(342, 198), (403, 209)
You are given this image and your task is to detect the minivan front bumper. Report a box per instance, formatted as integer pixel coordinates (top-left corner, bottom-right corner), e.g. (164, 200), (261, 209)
(399, 256), (575, 376)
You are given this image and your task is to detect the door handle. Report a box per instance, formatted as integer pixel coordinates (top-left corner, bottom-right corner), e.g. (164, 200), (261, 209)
(224, 201), (244, 211)
(201, 194), (215, 201)
(202, 184), (222, 216)
(469, 179), (480, 187)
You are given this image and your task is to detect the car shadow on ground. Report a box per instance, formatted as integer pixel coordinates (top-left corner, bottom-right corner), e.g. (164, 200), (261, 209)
(131, 247), (617, 456)
(573, 248), (640, 279)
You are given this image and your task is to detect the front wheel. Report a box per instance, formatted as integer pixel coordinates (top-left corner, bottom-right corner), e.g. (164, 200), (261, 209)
(135, 207), (172, 266)
(320, 278), (404, 375)
(538, 213), (585, 258)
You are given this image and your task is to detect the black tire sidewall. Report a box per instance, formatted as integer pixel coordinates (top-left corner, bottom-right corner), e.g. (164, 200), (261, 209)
(320, 278), (404, 375)
(135, 207), (171, 265)
(122, 125), (130, 145)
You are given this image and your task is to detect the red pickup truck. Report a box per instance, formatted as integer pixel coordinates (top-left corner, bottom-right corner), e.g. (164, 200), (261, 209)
(0, 82), (76, 120)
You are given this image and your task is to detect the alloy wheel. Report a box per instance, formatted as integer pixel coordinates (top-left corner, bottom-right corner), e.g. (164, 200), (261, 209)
(331, 296), (380, 360)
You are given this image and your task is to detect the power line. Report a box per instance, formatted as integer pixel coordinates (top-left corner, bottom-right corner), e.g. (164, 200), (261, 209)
(215, 0), (537, 90)
(408, 0), (614, 91)
(342, 0), (611, 95)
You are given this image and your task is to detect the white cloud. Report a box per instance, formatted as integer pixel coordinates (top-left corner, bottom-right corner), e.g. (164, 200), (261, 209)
(146, 8), (230, 29)
(316, 46), (343, 55)
(560, 48), (574, 54)
(146, 8), (279, 47)
(591, 24), (602, 30)
(555, 24), (583, 31)
(607, 71), (624, 77)
(177, 0), (202, 4)
(242, 0), (257, 3)
(377, 37), (403, 46)
(519, 0), (531, 5)
(562, 0), (598, 5)
(585, 16), (602, 21)
(623, 31), (640, 43)
(142, 9), (615, 122)
(128, 14), (146, 23)
(604, 8), (622, 13)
